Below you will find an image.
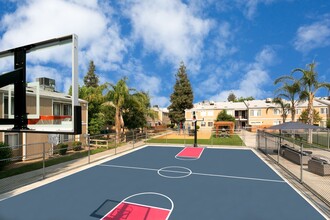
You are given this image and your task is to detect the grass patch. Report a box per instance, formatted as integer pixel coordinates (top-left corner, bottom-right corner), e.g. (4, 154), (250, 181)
(146, 134), (244, 146)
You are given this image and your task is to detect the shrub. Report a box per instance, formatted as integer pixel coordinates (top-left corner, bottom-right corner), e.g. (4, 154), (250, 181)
(72, 141), (82, 151)
(57, 143), (68, 155)
(0, 142), (12, 170)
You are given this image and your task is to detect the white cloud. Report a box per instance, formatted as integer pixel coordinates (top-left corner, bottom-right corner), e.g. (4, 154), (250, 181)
(0, 0), (127, 78)
(209, 47), (274, 101)
(209, 21), (238, 59)
(28, 65), (72, 93)
(126, 0), (211, 73)
(293, 17), (330, 53)
(236, 0), (276, 19)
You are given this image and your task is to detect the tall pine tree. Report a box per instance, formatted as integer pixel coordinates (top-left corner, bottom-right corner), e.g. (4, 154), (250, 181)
(168, 62), (194, 124)
(84, 60), (99, 87)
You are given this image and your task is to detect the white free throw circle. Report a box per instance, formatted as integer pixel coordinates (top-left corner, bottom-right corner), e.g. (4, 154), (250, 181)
(157, 166), (192, 178)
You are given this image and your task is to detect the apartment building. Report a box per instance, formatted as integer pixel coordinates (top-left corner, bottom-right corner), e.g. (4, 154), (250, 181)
(185, 98), (329, 132)
(0, 78), (88, 160)
(185, 100), (248, 130)
(147, 106), (170, 127)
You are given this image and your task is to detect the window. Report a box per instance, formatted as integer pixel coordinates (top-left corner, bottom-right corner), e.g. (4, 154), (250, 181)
(53, 103), (72, 116)
(273, 109), (281, 115)
(5, 133), (19, 149)
(53, 103), (61, 116)
(201, 121), (206, 127)
(201, 111), (206, 117)
(320, 108), (328, 114)
(296, 108), (301, 115)
(207, 111), (214, 116)
(208, 122), (213, 127)
(250, 109), (261, 116)
(4, 96), (15, 118)
(63, 104), (72, 116)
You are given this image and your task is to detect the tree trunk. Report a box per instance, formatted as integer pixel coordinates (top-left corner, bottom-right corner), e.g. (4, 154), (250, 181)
(115, 107), (121, 143)
(307, 93), (314, 143)
(291, 101), (295, 122)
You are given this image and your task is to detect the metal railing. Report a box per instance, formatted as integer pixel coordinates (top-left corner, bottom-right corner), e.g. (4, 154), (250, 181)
(0, 130), (150, 195)
(257, 130), (330, 208)
(0, 128), (249, 195)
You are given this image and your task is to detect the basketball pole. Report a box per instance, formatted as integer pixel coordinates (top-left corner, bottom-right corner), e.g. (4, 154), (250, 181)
(194, 120), (197, 147)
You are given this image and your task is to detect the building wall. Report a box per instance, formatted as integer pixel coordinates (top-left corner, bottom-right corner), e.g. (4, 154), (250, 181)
(184, 99), (329, 132)
(0, 90), (88, 160)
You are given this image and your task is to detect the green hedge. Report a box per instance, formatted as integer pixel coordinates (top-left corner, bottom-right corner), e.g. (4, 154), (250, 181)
(0, 142), (12, 170)
(72, 141), (82, 151)
(57, 143), (68, 155)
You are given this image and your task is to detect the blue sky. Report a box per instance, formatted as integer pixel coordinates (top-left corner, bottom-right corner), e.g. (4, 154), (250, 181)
(0, 0), (329, 107)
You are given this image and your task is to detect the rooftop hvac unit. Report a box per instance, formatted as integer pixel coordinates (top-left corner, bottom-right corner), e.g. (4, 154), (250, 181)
(266, 98), (272, 103)
(37, 77), (56, 92)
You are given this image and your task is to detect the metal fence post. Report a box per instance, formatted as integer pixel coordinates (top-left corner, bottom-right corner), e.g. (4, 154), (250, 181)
(265, 133), (268, 155)
(277, 136), (280, 163)
(88, 134), (90, 164)
(300, 142), (303, 183)
(327, 129), (330, 149)
(133, 130), (135, 149)
(42, 143), (45, 179)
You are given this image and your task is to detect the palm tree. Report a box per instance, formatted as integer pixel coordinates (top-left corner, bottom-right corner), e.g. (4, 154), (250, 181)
(266, 98), (291, 123)
(292, 62), (330, 125)
(106, 77), (130, 143)
(274, 78), (301, 122)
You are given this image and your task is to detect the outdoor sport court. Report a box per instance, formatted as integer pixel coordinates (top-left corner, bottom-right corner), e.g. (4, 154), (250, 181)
(0, 146), (327, 219)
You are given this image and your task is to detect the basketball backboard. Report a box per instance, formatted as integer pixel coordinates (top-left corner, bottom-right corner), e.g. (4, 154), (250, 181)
(0, 34), (81, 134)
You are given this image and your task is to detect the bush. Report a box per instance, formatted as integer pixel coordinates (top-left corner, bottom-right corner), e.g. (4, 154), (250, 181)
(72, 141), (82, 151)
(57, 143), (68, 155)
(0, 142), (12, 170)
(327, 119), (330, 129)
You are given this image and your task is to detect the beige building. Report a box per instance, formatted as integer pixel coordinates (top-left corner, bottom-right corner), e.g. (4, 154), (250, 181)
(185, 98), (329, 132)
(0, 80), (88, 160)
(147, 106), (170, 127)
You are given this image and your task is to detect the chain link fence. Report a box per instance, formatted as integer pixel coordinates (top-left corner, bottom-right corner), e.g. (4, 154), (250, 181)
(257, 129), (330, 207)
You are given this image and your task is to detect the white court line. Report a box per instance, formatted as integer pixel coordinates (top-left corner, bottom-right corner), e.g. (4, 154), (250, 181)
(99, 164), (159, 172)
(192, 172), (285, 183)
(101, 192), (173, 220)
(98, 164), (285, 183)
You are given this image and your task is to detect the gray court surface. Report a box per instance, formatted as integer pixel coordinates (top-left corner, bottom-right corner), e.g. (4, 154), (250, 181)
(0, 146), (327, 220)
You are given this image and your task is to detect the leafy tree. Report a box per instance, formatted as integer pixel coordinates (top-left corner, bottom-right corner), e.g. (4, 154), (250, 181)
(69, 61), (105, 134)
(123, 92), (152, 130)
(299, 109), (322, 124)
(216, 110), (235, 122)
(106, 77), (131, 142)
(89, 112), (106, 135)
(168, 62), (194, 124)
(227, 92), (236, 102)
(84, 60), (99, 87)
(236, 96), (255, 102)
(100, 105), (116, 130)
(292, 62), (330, 125)
(79, 84), (107, 134)
(274, 78), (301, 122)
(327, 119), (330, 129)
(266, 98), (290, 123)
